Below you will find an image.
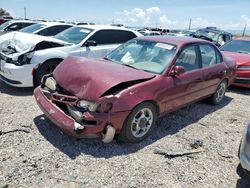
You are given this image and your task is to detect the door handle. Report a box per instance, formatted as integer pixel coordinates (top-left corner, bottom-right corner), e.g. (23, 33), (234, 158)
(194, 78), (202, 81)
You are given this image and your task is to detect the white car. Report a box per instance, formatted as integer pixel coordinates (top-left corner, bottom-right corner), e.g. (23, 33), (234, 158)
(0, 25), (142, 87)
(0, 20), (37, 35)
(19, 22), (73, 36)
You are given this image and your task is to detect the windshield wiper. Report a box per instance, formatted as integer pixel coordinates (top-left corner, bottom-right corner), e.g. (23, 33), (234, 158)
(103, 57), (111, 61)
(123, 64), (139, 70)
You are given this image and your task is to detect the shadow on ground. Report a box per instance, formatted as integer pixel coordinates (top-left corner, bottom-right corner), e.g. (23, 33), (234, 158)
(236, 164), (250, 188)
(0, 80), (33, 96)
(228, 86), (250, 96)
(34, 95), (232, 159)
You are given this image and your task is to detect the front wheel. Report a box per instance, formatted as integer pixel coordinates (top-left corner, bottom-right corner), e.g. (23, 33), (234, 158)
(34, 59), (62, 87)
(207, 80), (227, 105)
(117, 102), (157, 143)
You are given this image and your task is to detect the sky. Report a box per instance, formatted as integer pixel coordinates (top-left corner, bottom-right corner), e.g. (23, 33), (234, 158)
(1, 0), (250, 31)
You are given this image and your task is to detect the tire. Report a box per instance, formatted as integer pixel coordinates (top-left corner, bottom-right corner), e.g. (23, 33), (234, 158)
(117, 102), (157, 143)
(34, 59), (62, 87)
(207, 80), (227, 105)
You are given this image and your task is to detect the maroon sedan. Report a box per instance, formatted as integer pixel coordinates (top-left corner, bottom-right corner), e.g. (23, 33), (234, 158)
(34, 37), (236, 143)
(220, 38), (250, 88)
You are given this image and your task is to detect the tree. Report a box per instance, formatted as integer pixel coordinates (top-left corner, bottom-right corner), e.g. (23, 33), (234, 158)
(0, 8), (10, 17)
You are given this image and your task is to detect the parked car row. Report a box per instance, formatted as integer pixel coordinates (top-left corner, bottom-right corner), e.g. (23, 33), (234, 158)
(0, 19), (249, 175)
(0, 19), (37, 36)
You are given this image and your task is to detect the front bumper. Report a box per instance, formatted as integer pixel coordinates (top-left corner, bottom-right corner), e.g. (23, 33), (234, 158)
(34, 86), (130, 138)
(232, 70), (250, 88)
(0, 60), (35, 87)
(240, 124), (250, 172)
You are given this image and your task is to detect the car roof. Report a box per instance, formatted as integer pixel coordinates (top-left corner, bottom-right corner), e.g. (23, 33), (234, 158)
(36, 22), (73, 27)
(8, 19), (37, 23)
(137, 36), (212, 46)
(77, 24), (135, 31)
(197, 27), (231, 35)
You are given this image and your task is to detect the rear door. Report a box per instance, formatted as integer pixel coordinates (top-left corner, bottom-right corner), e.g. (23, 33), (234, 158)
(80, 30), (137, 58)
(164, 44), (204, 112)
(199, 44), (227, 95)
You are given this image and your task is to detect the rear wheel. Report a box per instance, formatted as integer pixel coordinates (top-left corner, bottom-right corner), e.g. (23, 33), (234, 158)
(117, 102), (157, 143)
(207, 80), (227, 105)
(34, 59), (62, 87)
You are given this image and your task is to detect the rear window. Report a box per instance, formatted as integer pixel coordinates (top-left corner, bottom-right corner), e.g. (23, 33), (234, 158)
(220, 40), (250, 54)
(20, 23), (46, 33)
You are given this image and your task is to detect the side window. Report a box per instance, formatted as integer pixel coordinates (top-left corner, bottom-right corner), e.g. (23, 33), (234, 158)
(225, 34), (231, 42)
(88, 30), (137, 45)
(215, 49), (223, 64)
(22, 23), (34, 28)
(38, 25), (71, 36)
(175, 45), (199, 72)
(218, 34), (226, 46)
(6, 23), (20, 31)
(114, 30), (137, 43)
(199, 44), (217, 67)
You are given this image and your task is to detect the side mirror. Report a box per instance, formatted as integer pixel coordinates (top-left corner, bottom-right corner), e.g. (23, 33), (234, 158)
(84, 40), (97, 47)
(170, 65), (185, 76)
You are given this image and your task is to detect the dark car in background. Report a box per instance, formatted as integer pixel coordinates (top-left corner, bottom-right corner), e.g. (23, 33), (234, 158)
(193, 27), (232, 47)
(220, 38), (250, 88)
(34, 37), (236, 143)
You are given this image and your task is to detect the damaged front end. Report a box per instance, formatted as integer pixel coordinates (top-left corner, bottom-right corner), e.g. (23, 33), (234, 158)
(34, 75), (130, 142)
(0, 31), (70, 66)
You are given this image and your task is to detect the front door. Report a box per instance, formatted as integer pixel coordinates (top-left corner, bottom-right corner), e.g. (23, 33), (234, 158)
(163, 45), (204, 112)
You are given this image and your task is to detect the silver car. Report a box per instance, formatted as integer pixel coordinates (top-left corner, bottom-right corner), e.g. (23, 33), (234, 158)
(239, 123), (250, 173)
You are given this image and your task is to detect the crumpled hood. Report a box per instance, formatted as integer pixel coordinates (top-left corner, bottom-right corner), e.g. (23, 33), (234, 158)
(0, 31), (69, 54)
(53, 56), (155, 101)
(222, 51), (250, 66)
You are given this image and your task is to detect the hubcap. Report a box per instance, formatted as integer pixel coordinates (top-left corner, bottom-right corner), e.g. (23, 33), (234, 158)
(216, 82), (226, 102)
(131, 108), (153, 138)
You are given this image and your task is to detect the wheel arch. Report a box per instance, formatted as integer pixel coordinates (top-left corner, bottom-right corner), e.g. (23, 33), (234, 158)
(131, 100), (160, 117)
(32, 58), (64, 87)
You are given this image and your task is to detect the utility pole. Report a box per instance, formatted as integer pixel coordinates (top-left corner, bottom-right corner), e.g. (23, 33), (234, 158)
(188, 18), (192, 30)
(242, 24), (247, 37)
(24, 6), (26, 19)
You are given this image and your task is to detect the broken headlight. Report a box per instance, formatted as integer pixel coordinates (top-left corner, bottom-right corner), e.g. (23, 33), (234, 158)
(15, 52), (34, 66)
(77, 100), (98, 112)
(43, 76), (56, 91)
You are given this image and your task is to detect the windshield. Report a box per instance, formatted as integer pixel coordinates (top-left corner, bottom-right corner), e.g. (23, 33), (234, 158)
(194, 29), (219, 42)
(54, 26), (93, 44)
(20, 23), (46, 33)
(0, 20), (12, 31)
(220, 40), (250, 54)
(106, 39), (177, 74)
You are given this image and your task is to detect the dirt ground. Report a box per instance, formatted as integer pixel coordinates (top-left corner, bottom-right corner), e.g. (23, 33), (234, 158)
(0, 80), (250, 188)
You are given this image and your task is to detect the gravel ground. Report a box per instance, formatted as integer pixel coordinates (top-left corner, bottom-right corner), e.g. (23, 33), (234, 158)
(0, 80), (250, 188)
